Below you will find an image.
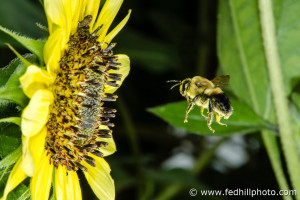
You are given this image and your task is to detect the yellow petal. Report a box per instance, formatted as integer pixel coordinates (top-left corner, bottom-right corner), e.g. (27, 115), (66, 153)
(83, 156), (115, 200)
(44, 27), (64, 75)
(104, 54), (130, 94)
(55, 165), (67, 200)
(94, 0), (124, 42)
(96, 126), (116, 156)
(21, 136), (33, 176)
(62, 0), (72, 37)
(29, 127), (47, 167)
(104, 9), (131, 44)
(19, 65), (54, 98)
(21, 127), (47, 176)
(78, 0), (88, 22)
(84, 0), (101, 29)
(44, 0), (65, 33)
(1, 158), (27, 200)
(21, 89), (53, 137)
(99, 136), (116, 157)
(31, 152), (53, 200)
(66, 171), (82, 200)
(70, 0), (82, 34)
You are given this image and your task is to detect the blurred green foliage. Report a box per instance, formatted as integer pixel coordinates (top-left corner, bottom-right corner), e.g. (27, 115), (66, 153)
(149, 98), (275, 135)
(1, 0), (300, 200)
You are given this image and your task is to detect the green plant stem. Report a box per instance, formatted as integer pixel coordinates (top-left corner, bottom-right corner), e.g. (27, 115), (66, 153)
(261, 131), (292, 200)
(117, 98), (144, 199)
(258, 0), (300, 197)
(154, 137), (227, 200)
(228, 0), (291, 196)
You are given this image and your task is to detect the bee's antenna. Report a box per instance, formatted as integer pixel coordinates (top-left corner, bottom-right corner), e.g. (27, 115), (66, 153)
(166, 80), (181, 83)
(170, 83), (181, 90)
(167, 80), (182, 90)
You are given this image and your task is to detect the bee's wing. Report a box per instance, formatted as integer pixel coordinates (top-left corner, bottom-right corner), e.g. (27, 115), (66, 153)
(211, 75), (230, 87)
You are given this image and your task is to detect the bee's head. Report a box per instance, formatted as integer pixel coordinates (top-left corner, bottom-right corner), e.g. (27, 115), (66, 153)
(179, 79), (191, 97)
(167, 79), (191, 98)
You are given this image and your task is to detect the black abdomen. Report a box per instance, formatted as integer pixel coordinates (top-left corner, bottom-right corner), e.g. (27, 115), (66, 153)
(212, 93), (232, 114)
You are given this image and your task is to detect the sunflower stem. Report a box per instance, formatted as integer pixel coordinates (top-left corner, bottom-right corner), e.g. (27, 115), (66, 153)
(258, 0), (300, 197)
(261, 131), (292, 200)
(154, 137), (227, 200)
(117, 98), (144, 199)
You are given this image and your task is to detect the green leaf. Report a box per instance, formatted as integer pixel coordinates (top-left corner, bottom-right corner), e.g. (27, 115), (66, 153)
(0, 123), (22, 158)
(0, 101), (21, 119)
(0, 166), (13, 198)
(292, 93), (300, 111)
(7, 184), (30, 200)
(0, 26), (45, 64)
(217, 0), (270, 116)
(0, 55), (39, 108)
(6, 43), (32, 67)
(217, 0), (296, 195)
(0, 0), (47, 48)
(290, 103), (300, 154)
(276, 0), (300, 94)
(0, 146), (21, 170)
(0, 117), (21, 126)
(148, 98), (274, 135)
(0, 89), (28, 109)
(0, 147), (21, 195)
(218, 0), (300, 110)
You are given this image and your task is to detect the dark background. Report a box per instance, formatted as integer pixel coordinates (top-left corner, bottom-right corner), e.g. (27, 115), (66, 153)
(0, 0), (282, 199)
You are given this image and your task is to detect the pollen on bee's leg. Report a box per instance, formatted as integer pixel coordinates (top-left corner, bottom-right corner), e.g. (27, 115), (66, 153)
(45, 15), (121, 172)
(216, 113), (227, 127)
(207, 112), (215, 133)
(201, 107), (208, 119)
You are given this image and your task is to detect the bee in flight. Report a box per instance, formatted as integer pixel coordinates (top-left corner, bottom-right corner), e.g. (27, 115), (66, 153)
(167, 75), (233, 133)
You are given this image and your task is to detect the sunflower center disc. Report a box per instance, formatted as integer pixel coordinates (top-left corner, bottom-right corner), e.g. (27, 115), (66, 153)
(45, 16), (121, 171)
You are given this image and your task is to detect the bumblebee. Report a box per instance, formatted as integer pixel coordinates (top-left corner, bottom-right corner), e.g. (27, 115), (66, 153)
(167, 75), (233, 133)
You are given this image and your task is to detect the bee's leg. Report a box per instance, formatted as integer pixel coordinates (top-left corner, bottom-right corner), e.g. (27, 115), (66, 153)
(184, 102), (195, 123)
(207, 98), (215, 133)
(216, 113), (227, 126)
(184, 96), (199, 123)
(201, 107), (208, 119)
(186, 96), (191, 104)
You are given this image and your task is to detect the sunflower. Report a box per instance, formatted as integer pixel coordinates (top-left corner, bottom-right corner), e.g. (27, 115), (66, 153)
(1, 0), (131, 199)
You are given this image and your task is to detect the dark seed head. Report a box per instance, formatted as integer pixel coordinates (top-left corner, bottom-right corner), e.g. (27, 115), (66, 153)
(45, 15), (119, 172)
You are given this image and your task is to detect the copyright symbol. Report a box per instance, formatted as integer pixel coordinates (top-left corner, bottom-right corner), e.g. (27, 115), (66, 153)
(189, 188), (197, 196)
